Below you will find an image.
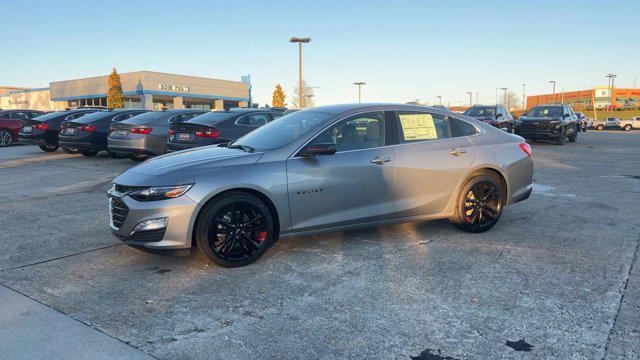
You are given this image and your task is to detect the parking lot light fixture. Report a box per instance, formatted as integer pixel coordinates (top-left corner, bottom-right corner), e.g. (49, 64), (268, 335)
(606, 73), (617, 117)
(290, 37), (311, 108)
(353, 82), (366, 103)
(436, 95), (442, 105)
(466, 91), (472, 107)
(549, 80), (556, 102)
(500, 87), (508, 108)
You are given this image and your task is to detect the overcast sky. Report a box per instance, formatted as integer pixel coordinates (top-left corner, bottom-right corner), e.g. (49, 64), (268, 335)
(2, 0), (639, 106)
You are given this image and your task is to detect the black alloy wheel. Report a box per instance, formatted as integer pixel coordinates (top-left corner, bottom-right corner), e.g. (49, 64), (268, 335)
(450, 173), (504, 233)
(39, 144), (59, 152)
(62, 147), (81, 154)
(569, 126), (578, 142)
(196, 192), (275, 267)
(0, 130), (13, 147)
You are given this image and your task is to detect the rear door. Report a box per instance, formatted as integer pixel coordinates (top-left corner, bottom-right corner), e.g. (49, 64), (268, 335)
(287, 111), (396, 231)
(393, 111), (476, 217)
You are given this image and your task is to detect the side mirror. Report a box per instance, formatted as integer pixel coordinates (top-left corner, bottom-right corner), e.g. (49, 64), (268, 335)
(298, 142), (337, 157)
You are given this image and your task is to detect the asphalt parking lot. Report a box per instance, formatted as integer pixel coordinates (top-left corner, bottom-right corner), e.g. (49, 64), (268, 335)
(0, 130), (639, 359)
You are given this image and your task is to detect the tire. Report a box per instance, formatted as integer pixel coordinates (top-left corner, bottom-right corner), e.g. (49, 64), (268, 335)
(80, 149), (99, 156)
(569, 126), (578, 142)
(61, 146), (81, 154)
(596, 125), (604, 131)
(623, 125), (632, 131)
(129, 154), (149, 162)
(39, 144), (59, 152)
(0, 130), (13, 147)
(554, 134), (565, 145)
(449, 172), (504, 233)
(195, 191), (276, 267)
(109, 151), (128, 159)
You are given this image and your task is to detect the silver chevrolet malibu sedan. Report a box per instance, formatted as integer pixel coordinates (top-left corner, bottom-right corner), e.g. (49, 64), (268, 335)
(109, 104), (533, 267)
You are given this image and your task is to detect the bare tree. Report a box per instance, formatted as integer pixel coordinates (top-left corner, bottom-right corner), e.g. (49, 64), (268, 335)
(501, 90), (520, 111)
(292, 79), (315, 108)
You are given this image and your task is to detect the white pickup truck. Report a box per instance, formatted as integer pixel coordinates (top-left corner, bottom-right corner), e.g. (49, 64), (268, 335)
(618, 117), (640, 131)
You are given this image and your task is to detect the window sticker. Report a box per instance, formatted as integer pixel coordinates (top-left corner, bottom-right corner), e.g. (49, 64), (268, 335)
(399, 114), (437, 140)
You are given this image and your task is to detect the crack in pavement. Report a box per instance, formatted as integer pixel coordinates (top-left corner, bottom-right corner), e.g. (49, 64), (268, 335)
(602, 229), (640, 359)
(0, 243), (124, 272)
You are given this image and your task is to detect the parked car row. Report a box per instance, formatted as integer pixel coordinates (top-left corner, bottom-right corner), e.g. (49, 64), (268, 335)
(14, 107), (285, 161)
(0, 109), (45, 147)
(591, 116), (640, 131)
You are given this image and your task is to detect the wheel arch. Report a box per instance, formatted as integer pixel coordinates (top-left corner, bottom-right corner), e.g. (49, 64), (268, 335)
(190, 187), (281, 246)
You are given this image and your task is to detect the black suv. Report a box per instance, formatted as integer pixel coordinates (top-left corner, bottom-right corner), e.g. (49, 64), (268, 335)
(166, 108), (281, 151)
(517, 104), (578, 145)
(59, 109), (148, 157)
(19, 107), (104, 152)
(463, 105), (514, 132)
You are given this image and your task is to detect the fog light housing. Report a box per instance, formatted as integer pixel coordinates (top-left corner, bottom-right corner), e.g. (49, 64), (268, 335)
(130, 218), (167, 235)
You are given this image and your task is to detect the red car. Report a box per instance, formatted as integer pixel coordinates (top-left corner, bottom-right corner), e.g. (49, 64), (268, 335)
(0, 109), (44, 147)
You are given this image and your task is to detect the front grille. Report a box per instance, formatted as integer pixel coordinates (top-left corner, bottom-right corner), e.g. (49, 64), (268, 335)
(520, 122), (548, 130)
(129, 228), (166, 243)
(110, 197), (129, 229)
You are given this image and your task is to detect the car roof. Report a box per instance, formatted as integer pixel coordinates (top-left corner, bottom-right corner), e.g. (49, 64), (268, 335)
(308, 103), (456, 117)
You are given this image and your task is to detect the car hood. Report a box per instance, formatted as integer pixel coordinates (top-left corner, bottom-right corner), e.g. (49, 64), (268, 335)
(113, 146), (263, 186)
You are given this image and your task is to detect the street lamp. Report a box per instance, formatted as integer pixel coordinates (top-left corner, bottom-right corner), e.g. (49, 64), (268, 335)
(606, 73), (617, 117)
(500, 87), (508, 108)
(353, 82), (366, 103)
(494, 88), (498, 105)
(522, 83), (526, 110)
(290, 36), (311, 108)
(548, 80), (556, 103)
(436, 96), (442, 105)
(466, 91), (472, 107)
(475, 92), (479, 105)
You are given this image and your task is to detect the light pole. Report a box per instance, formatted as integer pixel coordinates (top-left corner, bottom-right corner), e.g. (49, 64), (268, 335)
(500, 87), (508, 109)
(606, 73), (617, 117)
(494, 88), (499, 105)
(522, 83), (526, 110)
(475, 92), (479, 105)
(436, 96), (442, 105)
(290, 36), (311, 108)
(548, 80), (556, 103)
(466, 91), (473, 107)
(353, 82), (366, 103)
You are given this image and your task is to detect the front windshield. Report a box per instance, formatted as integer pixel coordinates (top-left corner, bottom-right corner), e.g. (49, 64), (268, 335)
(232, 110), (336, 151)
(526, 106), (562, 117)
(464, 107), (496, 117)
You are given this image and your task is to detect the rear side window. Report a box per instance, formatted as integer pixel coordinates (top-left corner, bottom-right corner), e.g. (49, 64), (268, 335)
(10, 112), (30, 120)
(396, 112), (452, 142)
(451, 118), (478, 136)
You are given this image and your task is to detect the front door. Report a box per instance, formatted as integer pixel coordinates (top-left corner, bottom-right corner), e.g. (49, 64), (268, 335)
(393, 111), (476, 217)
(287, 111), (396, 232)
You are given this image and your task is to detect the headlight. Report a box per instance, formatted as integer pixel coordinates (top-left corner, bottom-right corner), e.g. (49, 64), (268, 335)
(129, 184), (193, 202)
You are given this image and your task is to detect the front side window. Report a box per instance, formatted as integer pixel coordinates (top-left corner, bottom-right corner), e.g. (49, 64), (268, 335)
(313, 112), (384, 152)
(464, 106), (496, 117)
(397, 112), (451, 143)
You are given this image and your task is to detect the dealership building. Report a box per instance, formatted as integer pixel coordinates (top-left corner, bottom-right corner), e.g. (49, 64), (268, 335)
(526, 86), (640, 110)
(0, 71), (251, 111)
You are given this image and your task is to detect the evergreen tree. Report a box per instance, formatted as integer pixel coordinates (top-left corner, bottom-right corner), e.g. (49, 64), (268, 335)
(272, 84), (286, 107)
(107, 68), (124, 109)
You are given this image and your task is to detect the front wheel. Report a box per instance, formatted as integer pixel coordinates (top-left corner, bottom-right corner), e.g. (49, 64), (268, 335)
(596, 125), (604, 131)
(568, 126), (578, 142)
(61, 146), (81, 154)
(195, 192), (276, 267)
(623, 125), (632, 131)
(0, 130), (13, 147)
(449, 172), (504, 233)
(39, 144), (59, 152)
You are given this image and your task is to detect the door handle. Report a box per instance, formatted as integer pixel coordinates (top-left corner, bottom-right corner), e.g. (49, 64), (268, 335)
(371, 156), (391, 165)
(448, 148), (466, 156)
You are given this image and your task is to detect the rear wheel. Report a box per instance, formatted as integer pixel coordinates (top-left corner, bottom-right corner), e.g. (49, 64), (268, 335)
(449, 172), (504, 233)
(61, 146), (81, 154)
(623, 124), (632, 131)
(195, 192), (276, 267)
(108, 151), (128, 159)
(0, 130), (13, 147)
(39, 144), (59, 152)
(596, 124), (604, 131)
(568, 126), (578, 142)
(129, 154), (149, 162)
(80, 149), (99, 156)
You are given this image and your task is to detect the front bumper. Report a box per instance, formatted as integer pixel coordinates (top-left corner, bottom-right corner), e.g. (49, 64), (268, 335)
(108, 190), (198, 253)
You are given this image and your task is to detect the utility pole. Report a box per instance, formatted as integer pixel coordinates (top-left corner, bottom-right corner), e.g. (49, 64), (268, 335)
(353, 82), (366, 103)
(466, 91), (473, 107)
(436, 95), (442, 105)
(522, 83), (526, 110)
(289, 37), (311, 108)
(606, 73), (617, 118)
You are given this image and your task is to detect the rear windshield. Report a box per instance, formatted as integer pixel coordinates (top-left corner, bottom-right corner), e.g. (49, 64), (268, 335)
(32, 110), (73, 121)
(123, 111), (169, 124)
(526, 106), (562, 117)
(464, 107), (496, 117)
(188, 111), (238, 125)
(70, 111), (115, 123)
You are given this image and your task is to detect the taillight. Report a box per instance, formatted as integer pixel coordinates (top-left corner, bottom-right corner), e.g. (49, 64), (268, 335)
(130, 127), (153, 135)
(168, 129), (176, 135)
(519, 142), (532, 157)
(79, 125), (96, 132)
(34, 123), (48, 130)
(195, 129), (220, 138)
